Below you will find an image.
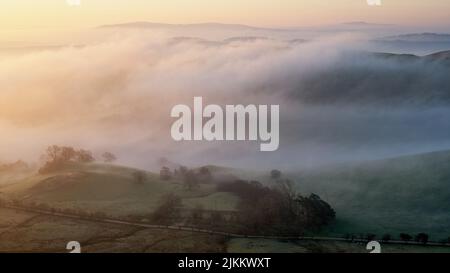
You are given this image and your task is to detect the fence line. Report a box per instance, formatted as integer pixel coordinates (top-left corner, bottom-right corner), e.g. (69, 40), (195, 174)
(2, 204), (450, 248)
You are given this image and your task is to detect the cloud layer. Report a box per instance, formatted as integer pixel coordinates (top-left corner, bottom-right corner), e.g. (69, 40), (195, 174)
(1, 29), (449, 170)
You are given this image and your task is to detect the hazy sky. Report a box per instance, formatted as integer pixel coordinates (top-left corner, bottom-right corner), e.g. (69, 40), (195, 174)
(1, 0), (450, 30)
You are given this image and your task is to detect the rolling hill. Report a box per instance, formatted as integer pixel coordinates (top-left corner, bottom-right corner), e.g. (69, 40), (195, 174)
(291, 150), (450, 240)
(1, 162), (240, 217)
(289, 50), (450, 107)
(2, 149), (450, 241)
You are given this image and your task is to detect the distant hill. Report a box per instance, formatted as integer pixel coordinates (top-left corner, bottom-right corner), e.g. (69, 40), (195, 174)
(372, 33), (450, 55)
(292, 150), (450, 239)
(341, 21), (395, 27)
(379, 33), (450, 43)
(99, 22), (280, 32)
(425, 50), (450, 61)
(288, 50), (450, 107)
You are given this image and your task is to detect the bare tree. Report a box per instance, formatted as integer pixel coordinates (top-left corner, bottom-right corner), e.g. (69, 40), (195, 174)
(76, 149), (95, 163)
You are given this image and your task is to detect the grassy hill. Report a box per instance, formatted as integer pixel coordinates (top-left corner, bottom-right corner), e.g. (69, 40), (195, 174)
(2, 150), (450, 241)
(291, 150), (450, 240)
(1, 162), (240, 217)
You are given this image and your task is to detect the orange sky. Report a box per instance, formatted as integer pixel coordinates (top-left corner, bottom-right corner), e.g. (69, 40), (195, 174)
(1, 0), (450, 30)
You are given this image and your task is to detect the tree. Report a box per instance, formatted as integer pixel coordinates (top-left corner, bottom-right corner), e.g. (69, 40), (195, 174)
(382, 234), (392, 242)
(60, 146), (77, 161)
(275, 179), (297, 216)
(183, 170), (199, 190)
(400, 233), (412, 243)
(415, 233), (429, 245)
(39, 145), (76, 174)
(189, 205), (204, 224)
(76, 149), (95, 163)
(198, 167), (213, 183)
(151, 194), (182, 224)
(39, 145), (97, 174)
(160, 166), (172, 181)
(133, 171), (146, 185)
(295, 193), (336, 230)
(102, 152), (117, 163)
(270, 169), (282, 179)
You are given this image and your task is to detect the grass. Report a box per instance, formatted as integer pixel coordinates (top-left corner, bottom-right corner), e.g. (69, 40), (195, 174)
(2, 162), (241, 217)
(2, 150), (450, 251)
(290, 150), (450, 240)
(227, 238), (450, 253)
(0, 208), (226, 253)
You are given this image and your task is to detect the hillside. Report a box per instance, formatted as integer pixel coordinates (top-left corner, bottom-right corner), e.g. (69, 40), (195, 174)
(291, 50), (450, 107)
(291, 150), (450, 240)
(1, 162), (240, 217)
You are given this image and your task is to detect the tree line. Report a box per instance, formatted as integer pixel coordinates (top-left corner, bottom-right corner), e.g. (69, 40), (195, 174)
(39, 145), (117, 174)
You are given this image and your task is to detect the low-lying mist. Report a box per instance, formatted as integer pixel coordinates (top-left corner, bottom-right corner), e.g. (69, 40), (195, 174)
(1, 28), (450, 170)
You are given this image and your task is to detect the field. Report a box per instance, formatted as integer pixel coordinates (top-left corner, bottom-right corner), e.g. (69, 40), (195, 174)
(1, 151), (450, 252)
(1, 207), (448, 253)
(290, 150), (450, 240)
(227, 238), (450, 253)
(1, 162), (240, 218)
(0, 208), (225, 253)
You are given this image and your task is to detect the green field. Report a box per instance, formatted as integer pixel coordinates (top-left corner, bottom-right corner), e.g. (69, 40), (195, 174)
(1, 162), (240, 217)
(289, 150), (450, 240)
(1, 150), (450, 252)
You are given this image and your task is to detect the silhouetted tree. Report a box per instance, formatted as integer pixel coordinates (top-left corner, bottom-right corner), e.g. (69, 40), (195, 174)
(400, 233), (412, 243)
(218, 179), (335, 235)
(382, 234), (392, 242)
(295, 193), (336, 230)
(270, 169), (282, 179)
(415, 233), (429, 245)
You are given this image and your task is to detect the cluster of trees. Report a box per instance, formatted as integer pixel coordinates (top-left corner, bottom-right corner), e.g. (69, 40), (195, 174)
(38, 145), (117, 174)
(149, 194), (233, 228)
(151, 193), (182, 225)
(344, 232), (432, 245)
(399, 233), (430, 244)
(159, 166), (212, 190)
(3, 196), (450, 246)
(217, 178), (335, 235)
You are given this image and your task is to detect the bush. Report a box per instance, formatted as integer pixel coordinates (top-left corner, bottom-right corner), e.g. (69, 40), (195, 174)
(151, 194), (182, 225)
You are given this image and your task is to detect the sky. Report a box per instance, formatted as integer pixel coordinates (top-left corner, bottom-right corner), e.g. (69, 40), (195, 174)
(1, 0), (450, 30)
